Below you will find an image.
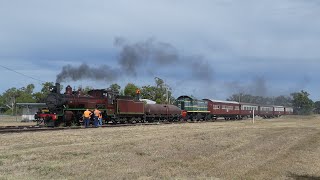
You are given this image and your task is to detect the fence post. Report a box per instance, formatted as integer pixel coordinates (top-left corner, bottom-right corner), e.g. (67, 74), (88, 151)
(252, 110), (255, 124)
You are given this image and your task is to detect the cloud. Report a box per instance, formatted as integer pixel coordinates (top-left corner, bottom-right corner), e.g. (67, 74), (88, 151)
(0, 0), (319, 100)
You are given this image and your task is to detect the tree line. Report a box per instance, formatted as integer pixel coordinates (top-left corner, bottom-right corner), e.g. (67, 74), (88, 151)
(0, 77), (318, 115)
(227, 90), (315, 115)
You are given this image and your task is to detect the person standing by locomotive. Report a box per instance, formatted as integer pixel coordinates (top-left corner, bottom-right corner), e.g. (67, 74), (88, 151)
(98, 111), (103, 126)
(83, 109), (92, 128)
(94, 108), (101, 128)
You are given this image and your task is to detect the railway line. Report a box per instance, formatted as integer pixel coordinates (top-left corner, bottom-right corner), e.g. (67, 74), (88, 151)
(0, 114), (266, 134)
(0, 121), (190, 134)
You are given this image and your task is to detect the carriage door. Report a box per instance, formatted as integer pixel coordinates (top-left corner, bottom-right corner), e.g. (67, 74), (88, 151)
(208, 102), (213, 113)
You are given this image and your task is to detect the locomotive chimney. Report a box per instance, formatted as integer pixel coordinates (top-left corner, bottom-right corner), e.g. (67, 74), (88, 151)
(55, 83), (61, 94)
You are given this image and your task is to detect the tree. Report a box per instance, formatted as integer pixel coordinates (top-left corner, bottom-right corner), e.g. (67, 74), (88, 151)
(274, 95), (292, 106)
(314, 101), (320, 114)
(291, 90), (314, 115)
(1, 87), (19, 115)
(33, 82), (54, 102)
(82, 86), (93, 94)
(124, 83), (139, 97)
(227, 93), (292, 106)
(141, 85), (157, 100)
(140, 77), (174, 104)
(109, 83), (121, 92)
(16, 84), (36, 103)
(0, 84), (37, 115)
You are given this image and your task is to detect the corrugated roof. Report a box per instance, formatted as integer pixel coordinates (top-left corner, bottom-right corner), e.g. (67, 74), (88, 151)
(204, 99), (240, 104)
(16, 103), (46, 106)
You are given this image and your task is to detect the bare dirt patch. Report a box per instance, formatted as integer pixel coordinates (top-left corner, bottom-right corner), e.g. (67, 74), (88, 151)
(0, 116), (320, 179)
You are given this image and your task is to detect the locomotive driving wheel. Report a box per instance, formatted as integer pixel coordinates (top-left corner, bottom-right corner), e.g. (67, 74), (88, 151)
(64, 111), (74, 126)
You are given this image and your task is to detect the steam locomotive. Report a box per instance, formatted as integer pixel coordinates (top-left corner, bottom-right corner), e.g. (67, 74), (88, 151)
(36, 83), (182, 126)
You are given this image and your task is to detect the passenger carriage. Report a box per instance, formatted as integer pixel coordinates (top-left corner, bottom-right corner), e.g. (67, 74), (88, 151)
(239, 103), (259, 118)
(274, 106), (285, 117)
(259, 105), (274, 118)
(203, 99), (240, 120)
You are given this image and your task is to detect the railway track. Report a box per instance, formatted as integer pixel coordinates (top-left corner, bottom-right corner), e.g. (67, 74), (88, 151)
(0, 121), (186, 134)
(0, 119), (233, 134)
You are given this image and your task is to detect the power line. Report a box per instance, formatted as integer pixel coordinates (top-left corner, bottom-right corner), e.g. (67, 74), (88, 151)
(0, 64), (46, 83)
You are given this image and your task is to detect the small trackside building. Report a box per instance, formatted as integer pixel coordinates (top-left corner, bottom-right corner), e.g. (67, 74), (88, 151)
(16, 103), (47, 122)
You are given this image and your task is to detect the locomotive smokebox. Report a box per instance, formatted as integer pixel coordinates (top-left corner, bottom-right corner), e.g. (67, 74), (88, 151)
(55, 83), (61, 94)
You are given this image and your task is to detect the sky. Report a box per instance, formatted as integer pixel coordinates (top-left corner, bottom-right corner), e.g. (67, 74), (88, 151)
(0, 0), (320, 100)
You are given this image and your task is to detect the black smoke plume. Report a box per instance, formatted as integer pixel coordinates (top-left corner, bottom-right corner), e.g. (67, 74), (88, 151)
(224, 76), (268, 97)
(56, 38), (214, 83)
(56, 64), (119, 83)
(114, 37), (180, 76)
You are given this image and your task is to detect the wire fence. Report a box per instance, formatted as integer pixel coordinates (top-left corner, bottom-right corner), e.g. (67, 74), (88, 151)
(0, 115), (20, 122)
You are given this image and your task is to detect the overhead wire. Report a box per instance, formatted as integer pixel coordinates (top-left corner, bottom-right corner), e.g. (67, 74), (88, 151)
(0, 64), (46, 84)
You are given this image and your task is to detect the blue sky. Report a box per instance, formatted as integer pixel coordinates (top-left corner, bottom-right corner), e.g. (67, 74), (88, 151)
(1, 0), (319, 100)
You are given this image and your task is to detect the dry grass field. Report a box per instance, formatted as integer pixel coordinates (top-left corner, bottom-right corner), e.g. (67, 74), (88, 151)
(0, 116), (36, 126)
(0, 115), (320, 179)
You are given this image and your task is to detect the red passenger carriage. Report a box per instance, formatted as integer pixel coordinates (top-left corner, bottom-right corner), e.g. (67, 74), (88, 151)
(274, 106), (285, 117)
(203, 99), (240, 120)
(239, 103), (259, 118)
(259, 105), (274, 118)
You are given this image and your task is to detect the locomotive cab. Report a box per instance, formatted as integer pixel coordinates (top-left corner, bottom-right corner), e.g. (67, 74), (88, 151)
(103, 90), (118, 105)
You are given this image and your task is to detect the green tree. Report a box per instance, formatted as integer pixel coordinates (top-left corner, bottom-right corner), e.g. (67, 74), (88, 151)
(141, 85), (157, 100)
(227, 93), (292, 106)
(109, 83), (121, 92)
(274, 95), (292, 106)
(291, 90), (314, 115)
(82, 86), (93, 94)
(227, 93), (257, 103)
(33, 82), (54, 102)
(124, 83), (139, 97)
(16, 84), (36, 103)
(314, 101), (320, 114)
(0, 84), (38, 115)
(1, 87), (20, 115)
(140, 77), (174, 104)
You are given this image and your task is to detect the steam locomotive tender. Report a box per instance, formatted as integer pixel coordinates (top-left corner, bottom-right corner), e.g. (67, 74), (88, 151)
(40, 83), (182, 126)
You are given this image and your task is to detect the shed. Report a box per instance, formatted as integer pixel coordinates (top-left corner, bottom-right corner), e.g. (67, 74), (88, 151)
(16, 103), (47, 122)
